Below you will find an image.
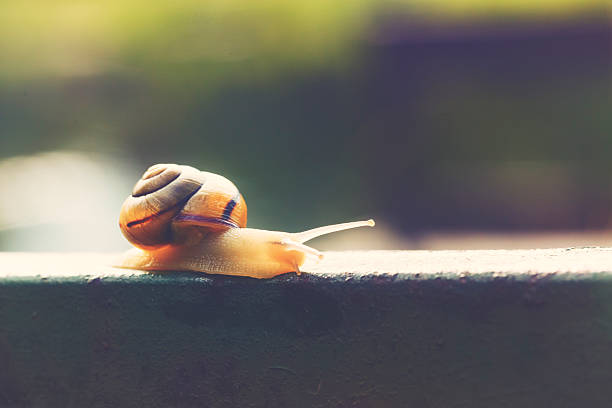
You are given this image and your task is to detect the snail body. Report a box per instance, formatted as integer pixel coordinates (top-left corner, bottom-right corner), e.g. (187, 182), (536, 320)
(118, 163), (374, 278)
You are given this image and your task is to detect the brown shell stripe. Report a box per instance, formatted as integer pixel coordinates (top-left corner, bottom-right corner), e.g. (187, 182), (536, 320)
(125, 186), (202, 228)
(221, 193), (241, 221)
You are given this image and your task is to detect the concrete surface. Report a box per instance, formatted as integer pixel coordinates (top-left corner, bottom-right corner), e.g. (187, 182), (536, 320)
(2, 249), (612, 407)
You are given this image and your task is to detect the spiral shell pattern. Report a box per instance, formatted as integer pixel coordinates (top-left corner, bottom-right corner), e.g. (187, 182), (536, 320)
(119, 164), (247, 249)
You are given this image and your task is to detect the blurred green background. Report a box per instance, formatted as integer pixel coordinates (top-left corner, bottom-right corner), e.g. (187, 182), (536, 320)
(0, 0), (610, 251)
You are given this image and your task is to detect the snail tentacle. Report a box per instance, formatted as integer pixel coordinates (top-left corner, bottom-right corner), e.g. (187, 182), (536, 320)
(291, 219), (375, 243)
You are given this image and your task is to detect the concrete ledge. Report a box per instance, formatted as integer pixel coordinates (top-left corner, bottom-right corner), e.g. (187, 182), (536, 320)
(2, 249), (612, 407)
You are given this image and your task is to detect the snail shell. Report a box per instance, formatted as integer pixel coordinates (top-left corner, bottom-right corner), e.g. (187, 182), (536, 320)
(118, 163), (247, 249)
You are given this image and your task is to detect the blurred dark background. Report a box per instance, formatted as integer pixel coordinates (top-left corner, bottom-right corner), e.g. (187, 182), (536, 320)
(0, 1), (611, 251)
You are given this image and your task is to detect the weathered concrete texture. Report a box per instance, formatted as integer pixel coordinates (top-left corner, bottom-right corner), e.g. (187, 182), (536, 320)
(2, 249), (612, 407)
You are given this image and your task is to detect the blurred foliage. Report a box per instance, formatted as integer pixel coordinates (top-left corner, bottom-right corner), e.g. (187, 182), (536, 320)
(0, 0), (608, 82)
(0, 0), (611, 248)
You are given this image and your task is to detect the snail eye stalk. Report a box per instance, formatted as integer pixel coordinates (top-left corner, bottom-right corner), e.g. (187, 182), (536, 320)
(291, 219), (375, 244)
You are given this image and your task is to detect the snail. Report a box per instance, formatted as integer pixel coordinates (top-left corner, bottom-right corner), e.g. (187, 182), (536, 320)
(117, 163), (374, 278)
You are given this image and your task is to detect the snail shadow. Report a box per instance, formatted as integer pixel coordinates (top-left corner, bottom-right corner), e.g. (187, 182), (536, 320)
(143, 269), (302, 283)
(144, 269), (250, 282)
